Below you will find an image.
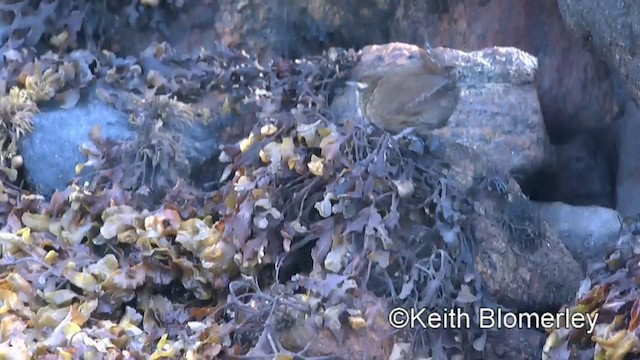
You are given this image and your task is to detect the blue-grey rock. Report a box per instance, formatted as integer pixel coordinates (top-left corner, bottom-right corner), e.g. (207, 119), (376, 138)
(19, 94), (135, 196)
(18, 90), (225, 197)
(181, 120), (222, 168)
(615, 99), (640, 217)
(533, 201), (622, 269)
(557, 0), (640, 105)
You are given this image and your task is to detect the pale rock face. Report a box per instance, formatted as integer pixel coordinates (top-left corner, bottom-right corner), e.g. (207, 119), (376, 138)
(334, 43), (551, 178)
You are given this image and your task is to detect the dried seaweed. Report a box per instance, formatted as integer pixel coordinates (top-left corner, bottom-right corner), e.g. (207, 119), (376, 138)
(496, 194), (545, 253)
(543, 220), (640, 360)
(197, 47), (492, 357)
(0, 87), (37, 164)
(0, 5), (510, 357)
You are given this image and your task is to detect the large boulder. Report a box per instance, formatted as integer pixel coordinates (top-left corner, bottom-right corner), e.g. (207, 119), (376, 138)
(333, 43), (552, 177)
(557, 0), (640, 106)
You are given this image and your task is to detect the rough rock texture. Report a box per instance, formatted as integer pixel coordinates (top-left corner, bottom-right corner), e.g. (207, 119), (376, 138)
(432, 46), (551, 177)
(556, 0), (640, 216)
(557, 0), (640, 107)
(18, 89), (223, 196)
(533, 201), (621, 269)
(471, 188), (583, 312)
(164, 0), (394, 63)
(334, 43), (551, 177)
(390, 0), (622, 137)
(615, 100), (640, 217)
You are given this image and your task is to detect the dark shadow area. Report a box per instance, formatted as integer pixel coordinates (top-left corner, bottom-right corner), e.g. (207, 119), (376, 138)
(520, 124), (618, 208)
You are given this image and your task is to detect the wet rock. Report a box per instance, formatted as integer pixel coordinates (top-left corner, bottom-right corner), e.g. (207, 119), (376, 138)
(433, 46), (551, 177)
(391, 0), (622, 137)
(180, 119), (228, 173)
(557, 0), (640, 107)
(533, 201), (622, 269)
(333, 44), (552, 177)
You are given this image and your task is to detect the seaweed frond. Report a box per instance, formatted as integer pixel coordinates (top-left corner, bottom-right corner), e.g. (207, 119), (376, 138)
(23, 61), (65, 103)
(131, 94), (208, 130)
(0, 87), (38, 162)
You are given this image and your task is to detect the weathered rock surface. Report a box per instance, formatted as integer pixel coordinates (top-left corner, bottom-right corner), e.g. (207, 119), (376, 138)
(333, 44), (552, 177)
(557, 0), (640, 107)
(533, 201), (621, 269)
(471, 186), (583, 312)
(18, 90), (223, 196)
(160, 0), (394, 63)
(433, 46), (551, 177)
(391, 0), (622, 137)
(615, 100), (640, 217)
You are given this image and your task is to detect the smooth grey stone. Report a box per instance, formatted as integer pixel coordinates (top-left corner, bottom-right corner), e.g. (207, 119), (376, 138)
(19, 95), (135, 196)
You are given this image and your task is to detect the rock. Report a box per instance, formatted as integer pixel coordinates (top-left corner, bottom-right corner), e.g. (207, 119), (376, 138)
(334, 43), (552, 177)
(391, 0), (622, 137)
(180, 118), (228, 173)
(19, 93), (135, 196)
(533, 201), (622, 269)
(433, 46), (551, 177)
(161, 0), (394, 63)
(615, 100), (640, 217)
(557, 0), (640, 107)
(18, 90), (223, 197)
(472, 188), (583, 312)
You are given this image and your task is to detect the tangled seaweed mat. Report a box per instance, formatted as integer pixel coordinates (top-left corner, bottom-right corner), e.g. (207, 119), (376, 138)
(0, 109), (489, 358)
(0, 43), (503, 359)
